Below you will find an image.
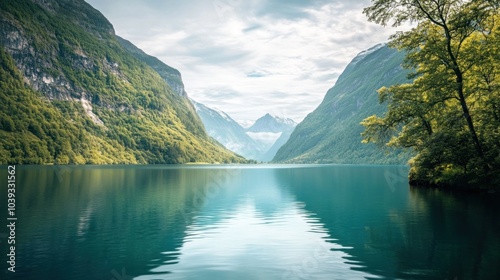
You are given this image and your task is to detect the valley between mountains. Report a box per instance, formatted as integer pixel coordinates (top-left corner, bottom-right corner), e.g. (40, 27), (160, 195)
(0, 0), (406, 165)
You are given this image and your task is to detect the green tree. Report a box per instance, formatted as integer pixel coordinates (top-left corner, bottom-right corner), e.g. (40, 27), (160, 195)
(361, 0), (500, 187)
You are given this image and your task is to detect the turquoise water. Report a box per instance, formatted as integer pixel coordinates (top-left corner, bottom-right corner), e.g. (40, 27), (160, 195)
(1, 165), (499, 279)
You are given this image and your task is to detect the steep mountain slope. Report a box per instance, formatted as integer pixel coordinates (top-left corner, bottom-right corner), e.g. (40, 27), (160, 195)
(245, 113), (296, 161)
(261, 129), (294, 162)
(115, 35), (206, 140)
(115, 35), (187, 98)
(191, 103), (296, 161)
(247, 113), (296, 133)
(191, 99), (265, 160)
(273, 44), (412, 164)
(0, 0), (246, 164)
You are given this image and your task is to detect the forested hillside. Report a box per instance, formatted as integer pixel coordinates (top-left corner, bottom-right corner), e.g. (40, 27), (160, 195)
(362, 0), (500, 188)
(0, 0), (247, 164)
(274, 44), (412, 164)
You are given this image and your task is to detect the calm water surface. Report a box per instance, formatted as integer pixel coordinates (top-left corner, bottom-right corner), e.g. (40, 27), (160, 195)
(1, 165), (499, 280)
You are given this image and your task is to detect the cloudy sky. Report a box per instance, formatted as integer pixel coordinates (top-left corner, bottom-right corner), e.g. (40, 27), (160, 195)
(85, 0), (408, 123)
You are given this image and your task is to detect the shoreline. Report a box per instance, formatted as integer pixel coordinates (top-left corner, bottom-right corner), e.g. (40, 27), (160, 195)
(409, 179), (498, 194)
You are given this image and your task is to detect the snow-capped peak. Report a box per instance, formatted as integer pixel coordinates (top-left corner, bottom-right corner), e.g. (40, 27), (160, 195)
(237, 120), (254, 129)
(211, 107), (233, 122)
(191, 98), (234, 123)
(271, 114), (297, 127)
(247, 113), (297, 133)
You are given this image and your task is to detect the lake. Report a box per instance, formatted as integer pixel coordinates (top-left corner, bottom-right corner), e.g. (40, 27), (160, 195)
(1, 165), (499, 279)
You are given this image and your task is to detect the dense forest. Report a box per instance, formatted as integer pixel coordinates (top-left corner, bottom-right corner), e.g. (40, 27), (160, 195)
(361, 0), (500, 188)
(0, 0), (248, 164)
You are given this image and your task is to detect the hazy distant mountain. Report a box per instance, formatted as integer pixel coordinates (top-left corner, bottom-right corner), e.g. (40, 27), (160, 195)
(192, 104), (296, 162)
(246, 114), (297, 161)
(273, 44), (412, 164)
(237, 120), (254, 129)
(191, 100), (267, 160)
(247, 113), (296, 133)
(261, 129), (294, 162)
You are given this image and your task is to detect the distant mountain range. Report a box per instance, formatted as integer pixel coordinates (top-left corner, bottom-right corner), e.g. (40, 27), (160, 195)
(273, 44), (413, 164)
(193, 44), (412, 164)
(0, 0), (417, 165)
(192, 103), (296, 162)
(191, 100), (266, 160)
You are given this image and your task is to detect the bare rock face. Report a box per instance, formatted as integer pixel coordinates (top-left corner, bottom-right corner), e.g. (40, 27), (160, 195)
(1, 15), (74, 101)
(0, 0), (116, 101)
(0, 0), (118, 125)
(0, 0), (247, 165)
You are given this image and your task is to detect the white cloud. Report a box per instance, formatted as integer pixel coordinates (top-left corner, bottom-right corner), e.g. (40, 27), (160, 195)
(86, 0), (408, 122)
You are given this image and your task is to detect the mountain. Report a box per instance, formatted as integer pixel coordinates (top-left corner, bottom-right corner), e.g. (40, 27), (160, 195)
(191, 104), (296, 161)
(245, 113), (297, 161)
(261, 129), (294, 162)
(115, 35), (187, 98)
(247, 113), (296, 133)
(273, 44), (412, 164)
(0, 0), (247, 164)
(191, 99), (265, 160)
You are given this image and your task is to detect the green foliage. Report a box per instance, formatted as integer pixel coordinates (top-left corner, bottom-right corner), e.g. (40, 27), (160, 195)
(0, 0), (248, 164)
(362, 0), (500, 188)
(274, 45), (412, 164)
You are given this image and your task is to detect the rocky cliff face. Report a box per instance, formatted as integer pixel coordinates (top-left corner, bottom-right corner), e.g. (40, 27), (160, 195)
(0, 0), (114, 102)
(0, 0), (117, 129)
(0, 0), (247, 164)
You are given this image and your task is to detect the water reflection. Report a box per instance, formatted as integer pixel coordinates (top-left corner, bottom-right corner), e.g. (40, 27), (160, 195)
(274, 165), (500, 279)
(0, 165), (499, 280)
(136, 168), (379, 279)
(1, 166), (237, 279)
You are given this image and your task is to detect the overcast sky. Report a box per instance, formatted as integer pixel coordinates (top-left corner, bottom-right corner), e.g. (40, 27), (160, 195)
(85, 0), (407, 123)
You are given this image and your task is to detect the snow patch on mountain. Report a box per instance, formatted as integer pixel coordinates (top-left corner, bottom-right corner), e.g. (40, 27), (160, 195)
(192, 99), (296, 162)
(211, 107), (233, 122)
(247, 113), (296, 133)
(270, 114), (296, 127)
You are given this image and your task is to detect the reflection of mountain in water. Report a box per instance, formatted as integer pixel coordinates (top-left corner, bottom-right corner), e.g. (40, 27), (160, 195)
(274, 165), (500, 280)
(135, 167), (380, 280)
(8, 166), (233, 280)
(5, 166), (500, 280)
